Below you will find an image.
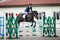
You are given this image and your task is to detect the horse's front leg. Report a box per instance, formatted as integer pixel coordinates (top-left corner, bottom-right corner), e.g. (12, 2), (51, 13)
(34, 21), (36, 28)
(31, 21), (36, 28)
(31, 21), (33, 27)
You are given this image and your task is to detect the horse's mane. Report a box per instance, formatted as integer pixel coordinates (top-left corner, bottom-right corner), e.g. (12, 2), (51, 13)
(32, 11), (38, 15)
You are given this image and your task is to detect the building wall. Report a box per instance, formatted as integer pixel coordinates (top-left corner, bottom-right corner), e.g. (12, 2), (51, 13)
(0, 0), (60, 6)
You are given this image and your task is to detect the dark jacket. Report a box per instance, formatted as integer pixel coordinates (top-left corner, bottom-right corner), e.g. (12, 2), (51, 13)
(25, 7), (32, 13)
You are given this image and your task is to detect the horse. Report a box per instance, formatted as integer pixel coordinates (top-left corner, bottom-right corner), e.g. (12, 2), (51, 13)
(17, 11), (38, 28)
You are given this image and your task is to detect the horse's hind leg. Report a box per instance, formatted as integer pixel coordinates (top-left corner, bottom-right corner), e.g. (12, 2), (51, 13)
(25, 15), (28, 21)
(18, 21), (20, 26)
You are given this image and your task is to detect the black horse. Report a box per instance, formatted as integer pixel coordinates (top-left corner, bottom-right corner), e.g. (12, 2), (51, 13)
(17, 11), (38, 28)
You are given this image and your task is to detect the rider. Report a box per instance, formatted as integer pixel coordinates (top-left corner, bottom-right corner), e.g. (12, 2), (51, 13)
(25, 3), (32, 21)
